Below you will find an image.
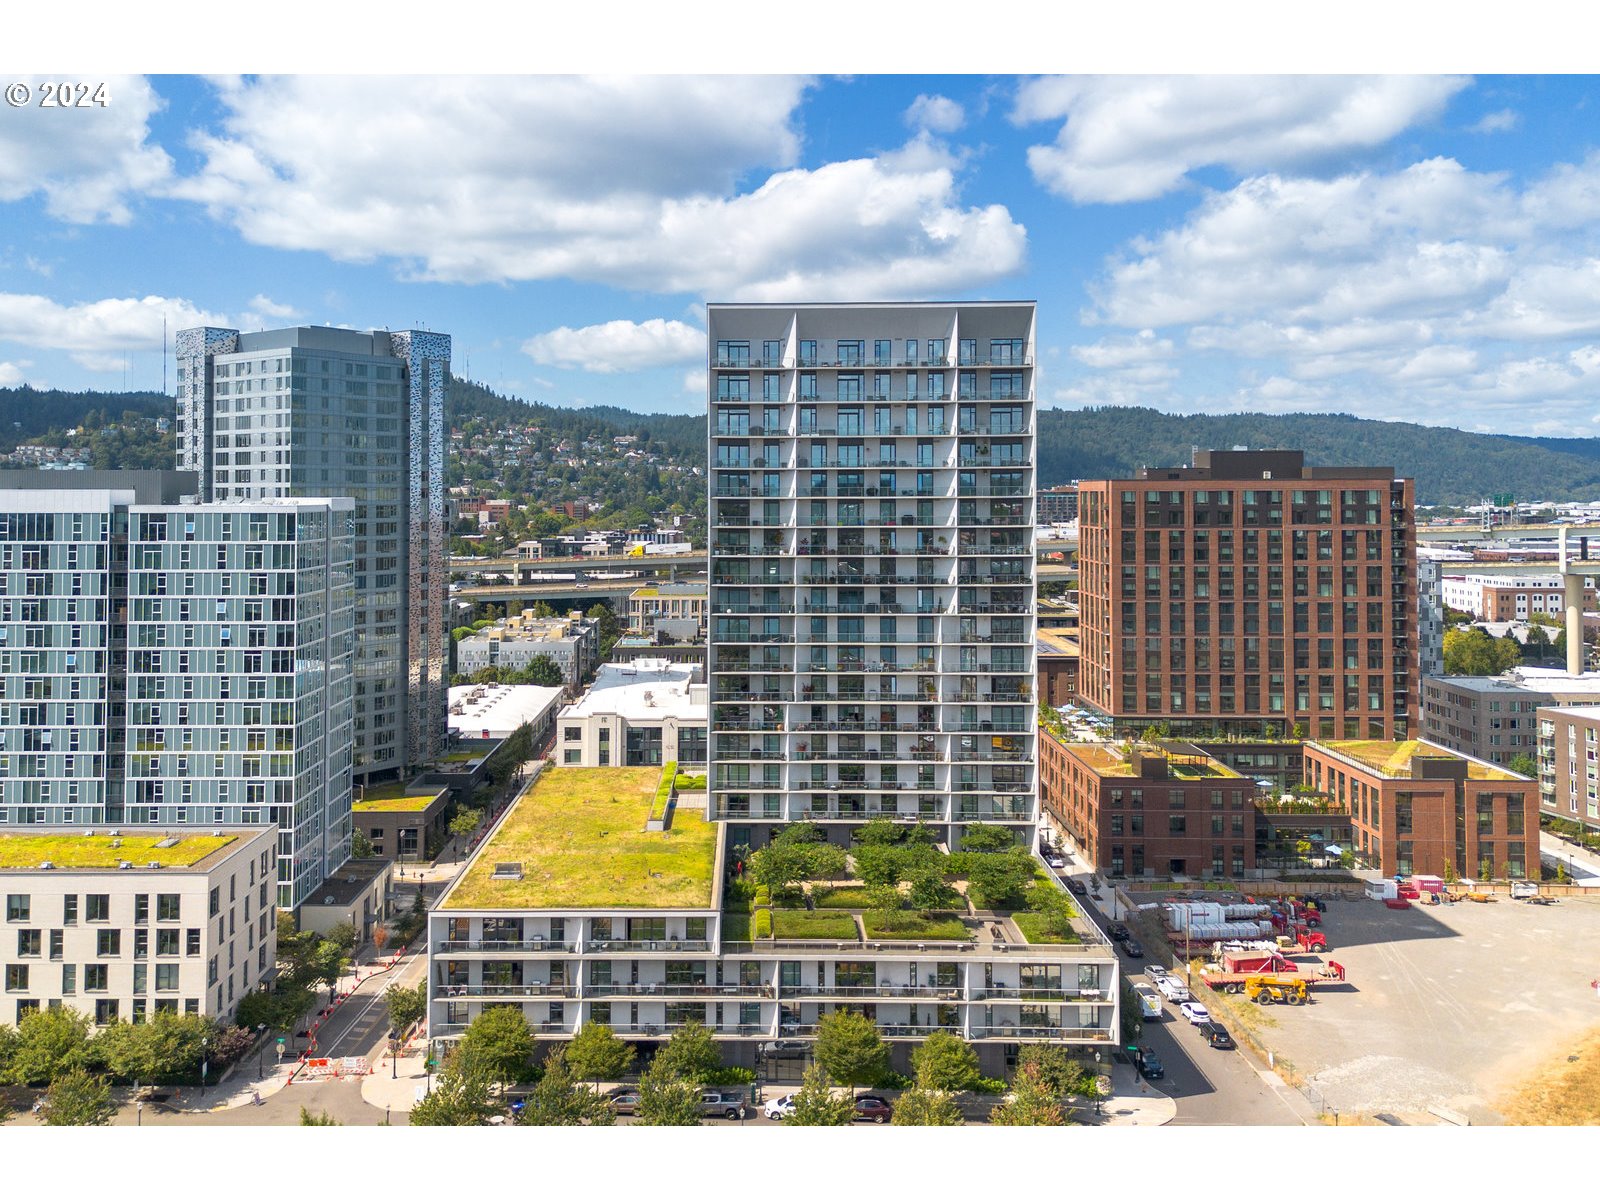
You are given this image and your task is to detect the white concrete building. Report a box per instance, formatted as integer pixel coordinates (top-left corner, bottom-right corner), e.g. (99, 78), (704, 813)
(1418, 558), (1445, 682)
(1440, 573), (1597, 620)
(455, 611), (599, 688)
(448, 683), (565, 743)
(0, 826), (278, 1028)
(556, 658), (706, 768)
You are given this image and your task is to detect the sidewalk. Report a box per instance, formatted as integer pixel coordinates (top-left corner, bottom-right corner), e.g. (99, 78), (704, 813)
(1093, 1064), (1176, 1127)
(360, 1045), (432, 1115)
(1541, 831), (1600, 882)
(154, 1058), (299, 1114)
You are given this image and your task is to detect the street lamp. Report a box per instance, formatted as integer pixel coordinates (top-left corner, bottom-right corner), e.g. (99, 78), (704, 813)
(200, 1036), (209, 1102)
(256, 1023), (269, 1080)
(390, 1027), (400, 1080)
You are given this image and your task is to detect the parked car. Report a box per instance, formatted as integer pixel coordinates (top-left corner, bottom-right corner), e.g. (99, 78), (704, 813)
(700, 1090), (747, 1120)
(607, 1088), (641, 1115)
(763, 1095), (797, 1121)
(854, 1095), (894, 1123)
(761, 1039), (810, 1059)
(1066, 879), (1088, 896)
(1179, 1001), (1212, 1026)
(1121, 938), (1145, 958)
(1155, 976), (1191, 1003)
(1198, 1021), (1235, 1050)
(1133, 1047), (1165, 1080)
(1042, 851), (1067, 869)
(1144, 964), (1170, 980)
(1106, 923), (1131, 942)
(1132, 983), (1163, 1019)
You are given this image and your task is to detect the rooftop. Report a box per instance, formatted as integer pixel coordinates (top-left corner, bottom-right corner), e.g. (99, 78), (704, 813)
(1055, 740), (1241, 779)
(561, 658), (705, 724)
(448, 683), (566, 734)
(462, 615), (590, 645)
(630, 584), (707, 598)
(441, 766), (720, 911)
(1431, 666), (1600, 696)
(0, 832), (238, 871)
(1036, 629), (1080, 657)
(1315, 739), (1525, 781)
(352, 784), (449, 813)
(303, 857), (390, 907)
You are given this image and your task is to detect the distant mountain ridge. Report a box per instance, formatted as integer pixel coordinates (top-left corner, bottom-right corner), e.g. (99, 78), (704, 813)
(6, 382), (1597, 507)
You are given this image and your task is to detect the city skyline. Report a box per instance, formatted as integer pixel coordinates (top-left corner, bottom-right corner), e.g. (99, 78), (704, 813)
(4, 74), (1600, 435)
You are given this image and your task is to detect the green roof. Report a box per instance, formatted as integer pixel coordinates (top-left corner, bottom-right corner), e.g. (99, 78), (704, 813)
(442, 766), (719, 910)
(1318, 739), (1523, 781)
(352, 789), (448, 813)
(0, 833), (236, 871)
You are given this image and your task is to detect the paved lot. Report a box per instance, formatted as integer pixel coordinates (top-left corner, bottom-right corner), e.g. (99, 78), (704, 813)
(1222, 893), (1600, 1124)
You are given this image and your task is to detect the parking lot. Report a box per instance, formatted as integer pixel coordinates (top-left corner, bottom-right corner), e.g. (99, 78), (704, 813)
(1171, 892), (1600, 1123)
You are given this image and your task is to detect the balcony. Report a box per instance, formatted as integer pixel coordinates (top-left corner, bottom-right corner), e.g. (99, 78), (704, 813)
(969, 987), (1107, 1002)
(434, 940), (577, 954)
(787, 984), (965, 1000)
(584, 982), (776, 998)
(967, 1025), (1112, 1042)
(581, 940), (712, 954)
(434, 983), (578, 998)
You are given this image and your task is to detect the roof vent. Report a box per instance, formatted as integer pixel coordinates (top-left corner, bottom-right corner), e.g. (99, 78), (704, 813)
(118, 861), (133, 870)
(38, 861), (54, 870)
(491, 862), (524, 881)
(154, 837), (180, 849)
(107, 829), (121, 836)
(213, 829), (226, 837)
(147, 862), (163, 869)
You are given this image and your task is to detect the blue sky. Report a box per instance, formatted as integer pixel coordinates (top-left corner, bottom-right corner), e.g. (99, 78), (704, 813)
(4, 72), (1600, 434)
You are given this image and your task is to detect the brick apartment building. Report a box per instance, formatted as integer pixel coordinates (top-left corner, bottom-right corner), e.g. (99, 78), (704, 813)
(1439, 573), (1596, 621)
(1301, 740), (1538, 879)
(1037, 628), (1080, 707)
(1076, 449), (1417, 743)
(1040, 733), (1258, 879)
(1536, 706), (1600, 832)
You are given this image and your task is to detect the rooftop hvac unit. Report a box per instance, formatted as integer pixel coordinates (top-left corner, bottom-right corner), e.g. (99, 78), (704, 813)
(38, 861), (54, 870)
(118, 861), (133, 870)
(147, 862), (163, 869)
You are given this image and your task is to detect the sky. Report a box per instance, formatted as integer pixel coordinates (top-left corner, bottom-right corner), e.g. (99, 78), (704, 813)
(5, 69), (1600, 434)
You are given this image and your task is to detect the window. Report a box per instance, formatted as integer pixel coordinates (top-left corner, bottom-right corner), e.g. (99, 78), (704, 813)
(48, 929), (62, 960)
(186, 928), (201, 956)
(84, 964), (108, 992)
(94, 999), (120, 1025)
(63, 894), (77, 925)
(86, 894), (110, 922)
(134, 894), (149, 925)
(209, 887), (220, 917)
(60, 964), (75, 994)
(16, 929), (40, 957)
(4, 964), (27, 992)
(157, 894), (181, 922)
(155, 964), (180, 992)
(157, 928), (181, 956)
(5, 895), (28, 922)
(97, 930), (122, 957)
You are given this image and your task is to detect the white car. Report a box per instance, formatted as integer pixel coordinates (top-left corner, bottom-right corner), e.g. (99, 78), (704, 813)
(1144, 964), (1170, 981)
(1180, 1001), (1212, 1026)
(764, 1095), (797, 1121)
(1156, 976), (1192, 1004)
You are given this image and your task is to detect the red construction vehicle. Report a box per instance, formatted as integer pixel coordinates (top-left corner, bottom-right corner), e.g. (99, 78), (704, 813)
(1222, 950), (1299, 975)
(1201, 958), (1346, 993)
(1278, 925), (1328, 953)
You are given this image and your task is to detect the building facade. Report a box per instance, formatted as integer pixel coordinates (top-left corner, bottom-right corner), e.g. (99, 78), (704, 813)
(1038, 483), (1079, 525)
(1421, 667), (1600, 766)
(1301, 740), (1538, 879)
(1037, 628), (1080, 708)
(1536, 705), (1600, 831)
(176, 325), (451, 779)
(556, 659), (707, 768)
(706, 302), (1037, 845)
(1039, 736), (1257, 878)
(454, 611), (599, 688)
(627, 584), (708, 641)
(1417, 557), (1445, 683)
(0, 473), (355, 909)
(0, 826), (277, 1028)
(1076, 450), (1417, 742)
(1439, 573), (1596, 621)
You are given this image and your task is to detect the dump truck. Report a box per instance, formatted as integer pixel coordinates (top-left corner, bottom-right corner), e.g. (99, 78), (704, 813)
(1277, 926), (1328, 954)
(1200, 958), (1346, 992)
(1244, 975), (1310, 1005)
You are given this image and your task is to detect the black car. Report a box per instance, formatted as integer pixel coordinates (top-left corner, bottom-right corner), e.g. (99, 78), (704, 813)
(854, 1095), (894, 1123)
(1107, 923), (1131, 942)
(1066, 879), (1088, 896)
(1198, 1021), (1235, 1050)
(1120, 938), (1145, 958)
(761, 1039), (810, 1060)
(1133, 1048), (1165, 1080)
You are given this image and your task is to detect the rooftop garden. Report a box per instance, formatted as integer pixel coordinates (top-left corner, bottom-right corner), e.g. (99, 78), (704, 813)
(0, 833), (235, 870)
(1323, 739), (1523, 781)
(724, 819), (1081, 945)
(352, 790), (448, 813)
(443, 766), (719, 910)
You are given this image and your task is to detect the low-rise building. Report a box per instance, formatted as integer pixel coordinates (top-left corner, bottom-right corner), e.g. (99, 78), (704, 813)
(1421, 667), (1600, 765)
(427, 766), (1118, 1073)
(1037, 628), (1080, 708)
(1040, 735), (1258, 879)
(1536, 706), (1600, 831)
(1301, 739), (1538, 878)
(299, 857), (393, 946)
(1440, 573), (1596, 621)
(455, 611), (599, 688)
(351, 784), (452, 862)
(557, 658), (707, 768)
(1418, 558), (1445, 682)
(0, 826), (277, 1028)
(448, 683), (565, 743)
(627, 584), (707, 641)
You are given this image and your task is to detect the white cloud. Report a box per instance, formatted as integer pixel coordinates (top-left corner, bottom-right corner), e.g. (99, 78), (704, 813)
(173, 76), (1024, 299)
(905, 94), (966, 134)
(1013, 75), (1468, 203)
(1469, 108), (1519, 134)
(0, 362), (26, 387)
(682, 369), (708, 395)
(0, 75), (172, 223)
(523, 318), (704, 374)
(0, 293), (228, 366)
(241, 295), (304, 329)
(1070, 329), (1173, 369)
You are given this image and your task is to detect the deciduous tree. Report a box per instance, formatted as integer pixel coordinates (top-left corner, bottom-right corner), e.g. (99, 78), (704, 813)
(42, 1067), (114, 1126)
(911, 1031), (981, 1093)
(813, 1010), (888, 1093)
(564, 1021), (635, 1085)
(784, 1062), (854, 1126)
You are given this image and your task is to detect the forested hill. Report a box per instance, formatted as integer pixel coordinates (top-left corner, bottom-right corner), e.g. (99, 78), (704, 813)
(1034, 407), (1600, 507)
(9, 380), (1600, 507)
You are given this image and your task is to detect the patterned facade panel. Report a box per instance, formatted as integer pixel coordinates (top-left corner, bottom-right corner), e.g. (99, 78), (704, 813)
(173, 327), (238, 499)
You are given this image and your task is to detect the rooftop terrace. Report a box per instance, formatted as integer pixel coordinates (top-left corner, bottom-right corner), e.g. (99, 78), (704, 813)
(0, 832), (237, 871)
(442, 766), (719, 911)
(1058, 740), (1242, 779)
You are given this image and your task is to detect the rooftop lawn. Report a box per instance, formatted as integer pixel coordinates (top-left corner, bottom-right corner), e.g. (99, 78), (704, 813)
(443, 766), (718, 910)
(862, 912), (971, 941)
(352, 788), (447, 813)
(1323, 739), (1522, 781)
(770, 910), (859, 940)
(1063, 742), (1240, 779)
(1012, 913), (1082, 945)
(0, 833), (235, 871)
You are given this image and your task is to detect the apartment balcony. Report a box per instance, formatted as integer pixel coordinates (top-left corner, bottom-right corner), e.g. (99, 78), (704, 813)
(584, 983), (777, 998)
(435, 940), (578, 954)
(713, 690), (795, 703)
(435, 983), (579, 999)
(786, 984), (966, 1000)
(955, 799), (1035, 821)
(967, 1025), (1113, 1042)
(581, 940), (712, 954)
(710, 604), (795, 615)
(969, 987), (1108, 1002)
(791, 720), (941, 733)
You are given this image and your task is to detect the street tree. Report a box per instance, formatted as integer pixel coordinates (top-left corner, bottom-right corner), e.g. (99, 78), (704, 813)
(783, 1063), (854, 1126)
(891, 1087), (964, 1126)
(563, 1021), (635, 1086)
(409, 1051), (500, 1126)
(910, 1031), (981, 1093)
(459, 1004), (537, 1087)
(988, 1062), (1069, 1126)
(384, 981), (428, 1034)
(813, 1010), (889, 1093)
(6, 1006), (92, 1085)
(964, 849), (1036, 909)
(1016, 1044), (1087, 1101)
(42, 1068), (114, 1126)
(516, 1049), (615, 1126)
(653, 1020), (721, 1083)
(632, 1056), (703, 1126)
